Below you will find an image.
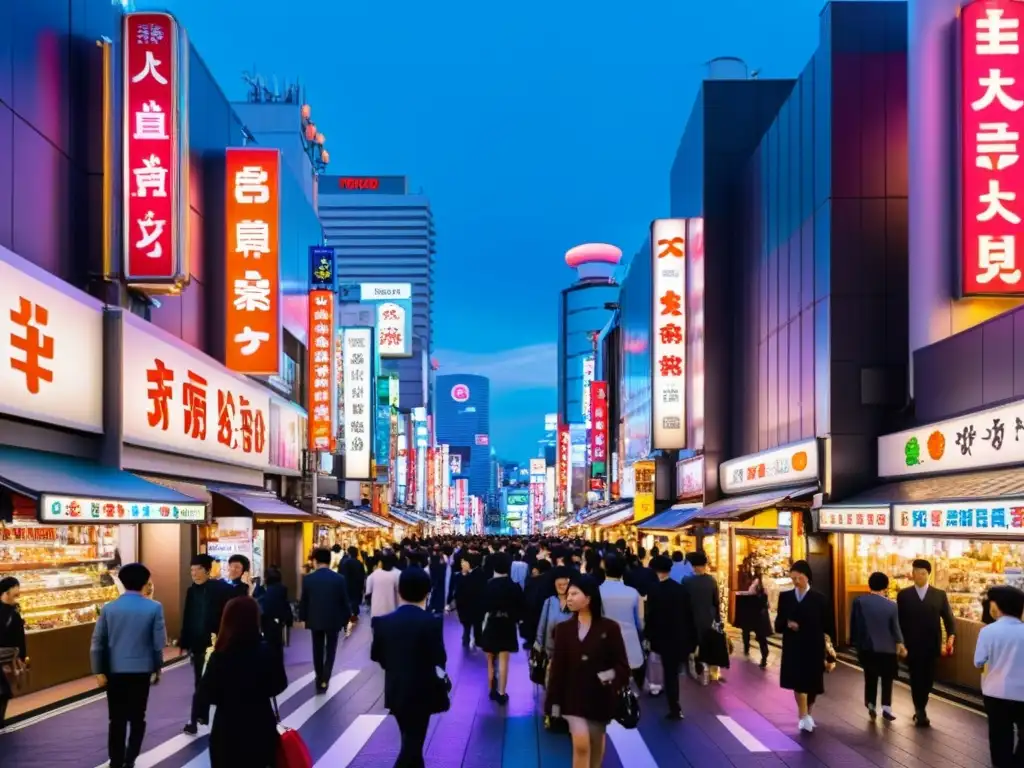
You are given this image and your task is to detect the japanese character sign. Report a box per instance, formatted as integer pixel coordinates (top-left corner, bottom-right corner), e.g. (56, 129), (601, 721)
(651, 219), (687, 449)
(308, 290), (335, 453)
(557, 424), (570, 515)
(122, 319), (270, 468)
(309, 246), (335, 291)
(376, 300), (411, 358)
(342, 327), (374, 478)
(224, 148), (281, 374)
(589, 381), (609, 465)
(962, 0), (1024, 295)
(122, 12), (185, 286)
(894, 501), (1024, 536)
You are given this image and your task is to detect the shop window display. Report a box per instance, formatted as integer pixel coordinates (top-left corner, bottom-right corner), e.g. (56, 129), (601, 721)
(734, 534), (794, 616)
(843, 534), (1024, 622)
(0, 523), (120, 632)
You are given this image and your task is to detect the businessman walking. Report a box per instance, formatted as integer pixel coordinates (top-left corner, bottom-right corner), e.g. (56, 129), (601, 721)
(300, 547), (353, 692)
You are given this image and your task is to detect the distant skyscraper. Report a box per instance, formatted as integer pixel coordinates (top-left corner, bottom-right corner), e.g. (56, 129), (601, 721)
(318, 175), (435, 409)
(558, 244), (622, 426)
(435, 375), (491, 499)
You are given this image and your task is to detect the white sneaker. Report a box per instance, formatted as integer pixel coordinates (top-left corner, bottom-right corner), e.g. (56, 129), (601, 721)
(807, 714), (816, 729)
(798, 715), (814, 732)
(648, 685), (663, 695)
(469, 639), (476, 651)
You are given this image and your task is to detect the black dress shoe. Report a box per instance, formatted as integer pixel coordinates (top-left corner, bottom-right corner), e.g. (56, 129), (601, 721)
(913, 712), (931, 727)
(183, 722), (198, 735)
(665, 710), (685, 720)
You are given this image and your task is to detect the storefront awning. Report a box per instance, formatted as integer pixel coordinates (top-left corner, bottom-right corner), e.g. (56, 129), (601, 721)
(321, 509), (373, 528)
(824, 468), (1024, 507)
(636, 505), (704, 531)
(388, 507), (421, 526)
(348, 508), (393, 529)
(697, 485), (818, 522)
(598, 506), (636, 527)
(0, 446), (207, 522)
(581, 500), (633, 524)
(210, 487), (316, 522)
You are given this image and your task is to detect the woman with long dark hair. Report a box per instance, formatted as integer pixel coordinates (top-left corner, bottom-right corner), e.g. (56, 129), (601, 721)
(545, 574), (630, 768)
(201, 597), (288, 767)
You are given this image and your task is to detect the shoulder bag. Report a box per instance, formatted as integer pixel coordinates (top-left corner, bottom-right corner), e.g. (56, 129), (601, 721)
(614, 686), (641, 729)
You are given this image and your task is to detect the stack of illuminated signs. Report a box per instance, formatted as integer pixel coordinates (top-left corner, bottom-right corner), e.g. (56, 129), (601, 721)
(590, 381), (608, 469)
(582, 357), (595, 426)
(307, 247), (335, 452)
(225, 148), (281, 375)
(342, 328), (373, 478)
(961, 0), (1024, 296)
(122, 12), (189, 291)
(557, 424), (570, 515)
(651, 219), (687, 450)
(529, 458), (546, 528)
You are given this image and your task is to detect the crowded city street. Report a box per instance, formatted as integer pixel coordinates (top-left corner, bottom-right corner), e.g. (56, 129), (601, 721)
(0, 605), (992, 767)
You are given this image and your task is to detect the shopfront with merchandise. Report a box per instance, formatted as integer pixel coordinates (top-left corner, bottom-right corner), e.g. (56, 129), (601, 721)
(820, 398), (1024, 692)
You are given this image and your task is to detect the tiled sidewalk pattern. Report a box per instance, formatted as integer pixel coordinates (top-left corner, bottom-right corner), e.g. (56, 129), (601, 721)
(0, 614), (993, 767)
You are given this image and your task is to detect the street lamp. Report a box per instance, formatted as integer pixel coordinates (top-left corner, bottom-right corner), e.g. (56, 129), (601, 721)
(300, 104), (330, 174)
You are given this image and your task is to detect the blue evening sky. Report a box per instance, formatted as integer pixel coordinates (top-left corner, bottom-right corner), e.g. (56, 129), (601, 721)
(144, 0), (828, 462)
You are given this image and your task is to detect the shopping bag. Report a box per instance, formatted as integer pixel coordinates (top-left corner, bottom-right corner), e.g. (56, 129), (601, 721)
(276, 727), (313, 768)
(696, 626), (731, 669)
(528, 646), (548, 686)
(646, 652), (664, 690)
(429, 666), (453, 714)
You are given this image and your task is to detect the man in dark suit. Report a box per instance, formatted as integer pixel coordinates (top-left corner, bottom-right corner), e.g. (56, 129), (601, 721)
(338, 546), (367, 628)
(180, 554), (233, 735)
(300, 548), (352, 693)
(896, 558), (956, 727)
(645, 555), (691, 719)
(455, 552), (487, 648)
(371, 567), (447, 768)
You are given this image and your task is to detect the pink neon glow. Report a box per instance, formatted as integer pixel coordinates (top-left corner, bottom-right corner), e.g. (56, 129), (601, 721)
(564, 243), (623, 268)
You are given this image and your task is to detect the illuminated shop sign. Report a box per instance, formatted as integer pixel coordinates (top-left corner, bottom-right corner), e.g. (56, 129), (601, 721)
(359, 283), (412, 301)
(675, 455), (705, 500)
(878, 397), (1024, 477)
(582, 357), (595, 424)
(323, 176), (408, 195)
(309, 246), (335, 291)
(224, 148), (281, 374)
(894, 501), (1024, 535)
(376, 300), (412, 358)
(650, 219), (686, 449)
(308, 291), (335, 452)
(342, 328), (373, 479)
(590, 381), (608, 464)
(719, 439), (818, 495)
(122, 12), (188, 289)
(819, 507), (891, 532)
(961, 0), (1024, 295)
(40, 494), (206, 523)
(557, 425), (570, 514)
(451, 383), (470, 402)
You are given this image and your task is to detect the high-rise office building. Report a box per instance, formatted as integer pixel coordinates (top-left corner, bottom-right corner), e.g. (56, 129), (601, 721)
(318, 175), (435, 409)
(435, 375), (491, 499)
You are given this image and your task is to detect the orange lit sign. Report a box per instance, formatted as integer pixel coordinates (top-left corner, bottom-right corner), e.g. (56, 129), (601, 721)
(308, 290), (335, 451)
(224, 148), (281, 374)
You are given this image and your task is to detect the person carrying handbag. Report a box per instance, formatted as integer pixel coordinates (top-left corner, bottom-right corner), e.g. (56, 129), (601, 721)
(681, 551), (724, 684)
(0, 577), (27, 729)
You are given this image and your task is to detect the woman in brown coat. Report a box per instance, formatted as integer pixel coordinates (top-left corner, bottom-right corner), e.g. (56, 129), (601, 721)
(545, 574), (630, 768)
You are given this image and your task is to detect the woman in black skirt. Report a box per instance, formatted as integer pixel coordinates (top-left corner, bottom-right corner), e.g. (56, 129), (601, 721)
(480, 552), (525, 704)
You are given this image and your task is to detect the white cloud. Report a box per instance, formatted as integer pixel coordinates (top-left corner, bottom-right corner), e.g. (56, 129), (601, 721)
(433, 343), (556, 389)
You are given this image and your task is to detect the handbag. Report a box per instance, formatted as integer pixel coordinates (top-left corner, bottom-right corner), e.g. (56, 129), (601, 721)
(429, 666), (453, 714)
(0, 647), (27, 694)
(528, 646), (548, 686)
(614, 686), (641, 729)
(273, 697), (313, 768)
(824, 635), (837, 673)
(696, 623), (732, 669)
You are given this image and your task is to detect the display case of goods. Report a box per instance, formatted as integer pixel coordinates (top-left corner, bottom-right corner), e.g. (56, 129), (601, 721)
(0, 523), (120, 633)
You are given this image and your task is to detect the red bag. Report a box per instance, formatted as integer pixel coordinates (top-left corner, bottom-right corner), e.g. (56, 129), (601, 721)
(276, 727), (313, 768)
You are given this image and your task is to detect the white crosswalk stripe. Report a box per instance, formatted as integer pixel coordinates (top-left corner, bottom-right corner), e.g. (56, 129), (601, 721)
(313, 714), (387, 766)
(717, 715), (771, 752)
(605, 722), (659, 768)
(178, 670), (359, 768)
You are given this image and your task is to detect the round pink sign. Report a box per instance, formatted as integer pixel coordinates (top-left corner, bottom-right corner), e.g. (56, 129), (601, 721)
(451, 384), (470, 402)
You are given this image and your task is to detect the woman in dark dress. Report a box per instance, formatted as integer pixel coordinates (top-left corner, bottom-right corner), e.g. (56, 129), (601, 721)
(479, 553), (525, 704)
(545, 574), (630, 768)
(737, 567), (772, 668)
(0, 577), (27, 729)
(255, 567), (293, 649)
(775, 560), (835, 734)
(201, 596), (288, 767)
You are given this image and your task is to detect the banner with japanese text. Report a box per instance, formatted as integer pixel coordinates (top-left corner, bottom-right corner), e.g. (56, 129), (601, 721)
(961, 0), (1024, 296)
(557, 424), (570, 515)
(225, 148), (281, 374)
(342, 328), (373, 479)
(651, 218), (687, 449)
(308, 291), (334, 452)
(122, 12), (188, 287)
(590, 381), (609, 467)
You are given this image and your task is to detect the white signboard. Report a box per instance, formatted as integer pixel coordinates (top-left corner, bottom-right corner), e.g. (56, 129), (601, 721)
(651, 219), (687, 450)
(1, 252), (104, 432)
(529, 458), (546, 477)
(122, 315), (272, 469)
(719, 439), (818, 495)
(676, 455), (705, 500)
(40, 494), (206, 523)
(879, 399), (1024, 478)
(819, 507), (891, 532)
(893, 501), (1024, 536)
(544, 413), (558, 432)
(360, 283), (412, 301)
(342, 327), (372, 479)
(582, 357), (595, 425)
(377, 301), (409, 357)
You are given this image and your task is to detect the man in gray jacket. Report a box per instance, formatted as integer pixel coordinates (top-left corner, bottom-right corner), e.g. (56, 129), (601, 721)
(91, 563), (166, 768)
(850, 572), (906, 721)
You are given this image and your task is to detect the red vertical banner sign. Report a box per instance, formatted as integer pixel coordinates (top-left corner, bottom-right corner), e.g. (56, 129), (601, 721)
(590, 381), (608, 466)
(962, 0), (1024, 295)
(224, 148), (281, 374)
(408, 444), (417, 508)
(557, 424), (570, 515)
(307, 291), (334, 451)
(122, 12), (188, 288)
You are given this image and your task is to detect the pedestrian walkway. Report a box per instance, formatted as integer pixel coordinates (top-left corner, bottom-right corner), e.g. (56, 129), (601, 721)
(0, 614), (993, 767)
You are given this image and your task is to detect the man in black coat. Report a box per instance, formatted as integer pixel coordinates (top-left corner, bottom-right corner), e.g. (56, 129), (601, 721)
(645, 555), (691, 719)
(371, 567), (448, 768)
(338, 547), (367, 626)
(455, 552), (486, 648)
(180, 554), (233, 735)
(896, 558), (956, 727)
(300, 548), (352, 692)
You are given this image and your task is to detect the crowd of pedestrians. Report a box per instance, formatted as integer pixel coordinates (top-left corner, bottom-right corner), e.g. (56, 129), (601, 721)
(3, 536), (1024, 767)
